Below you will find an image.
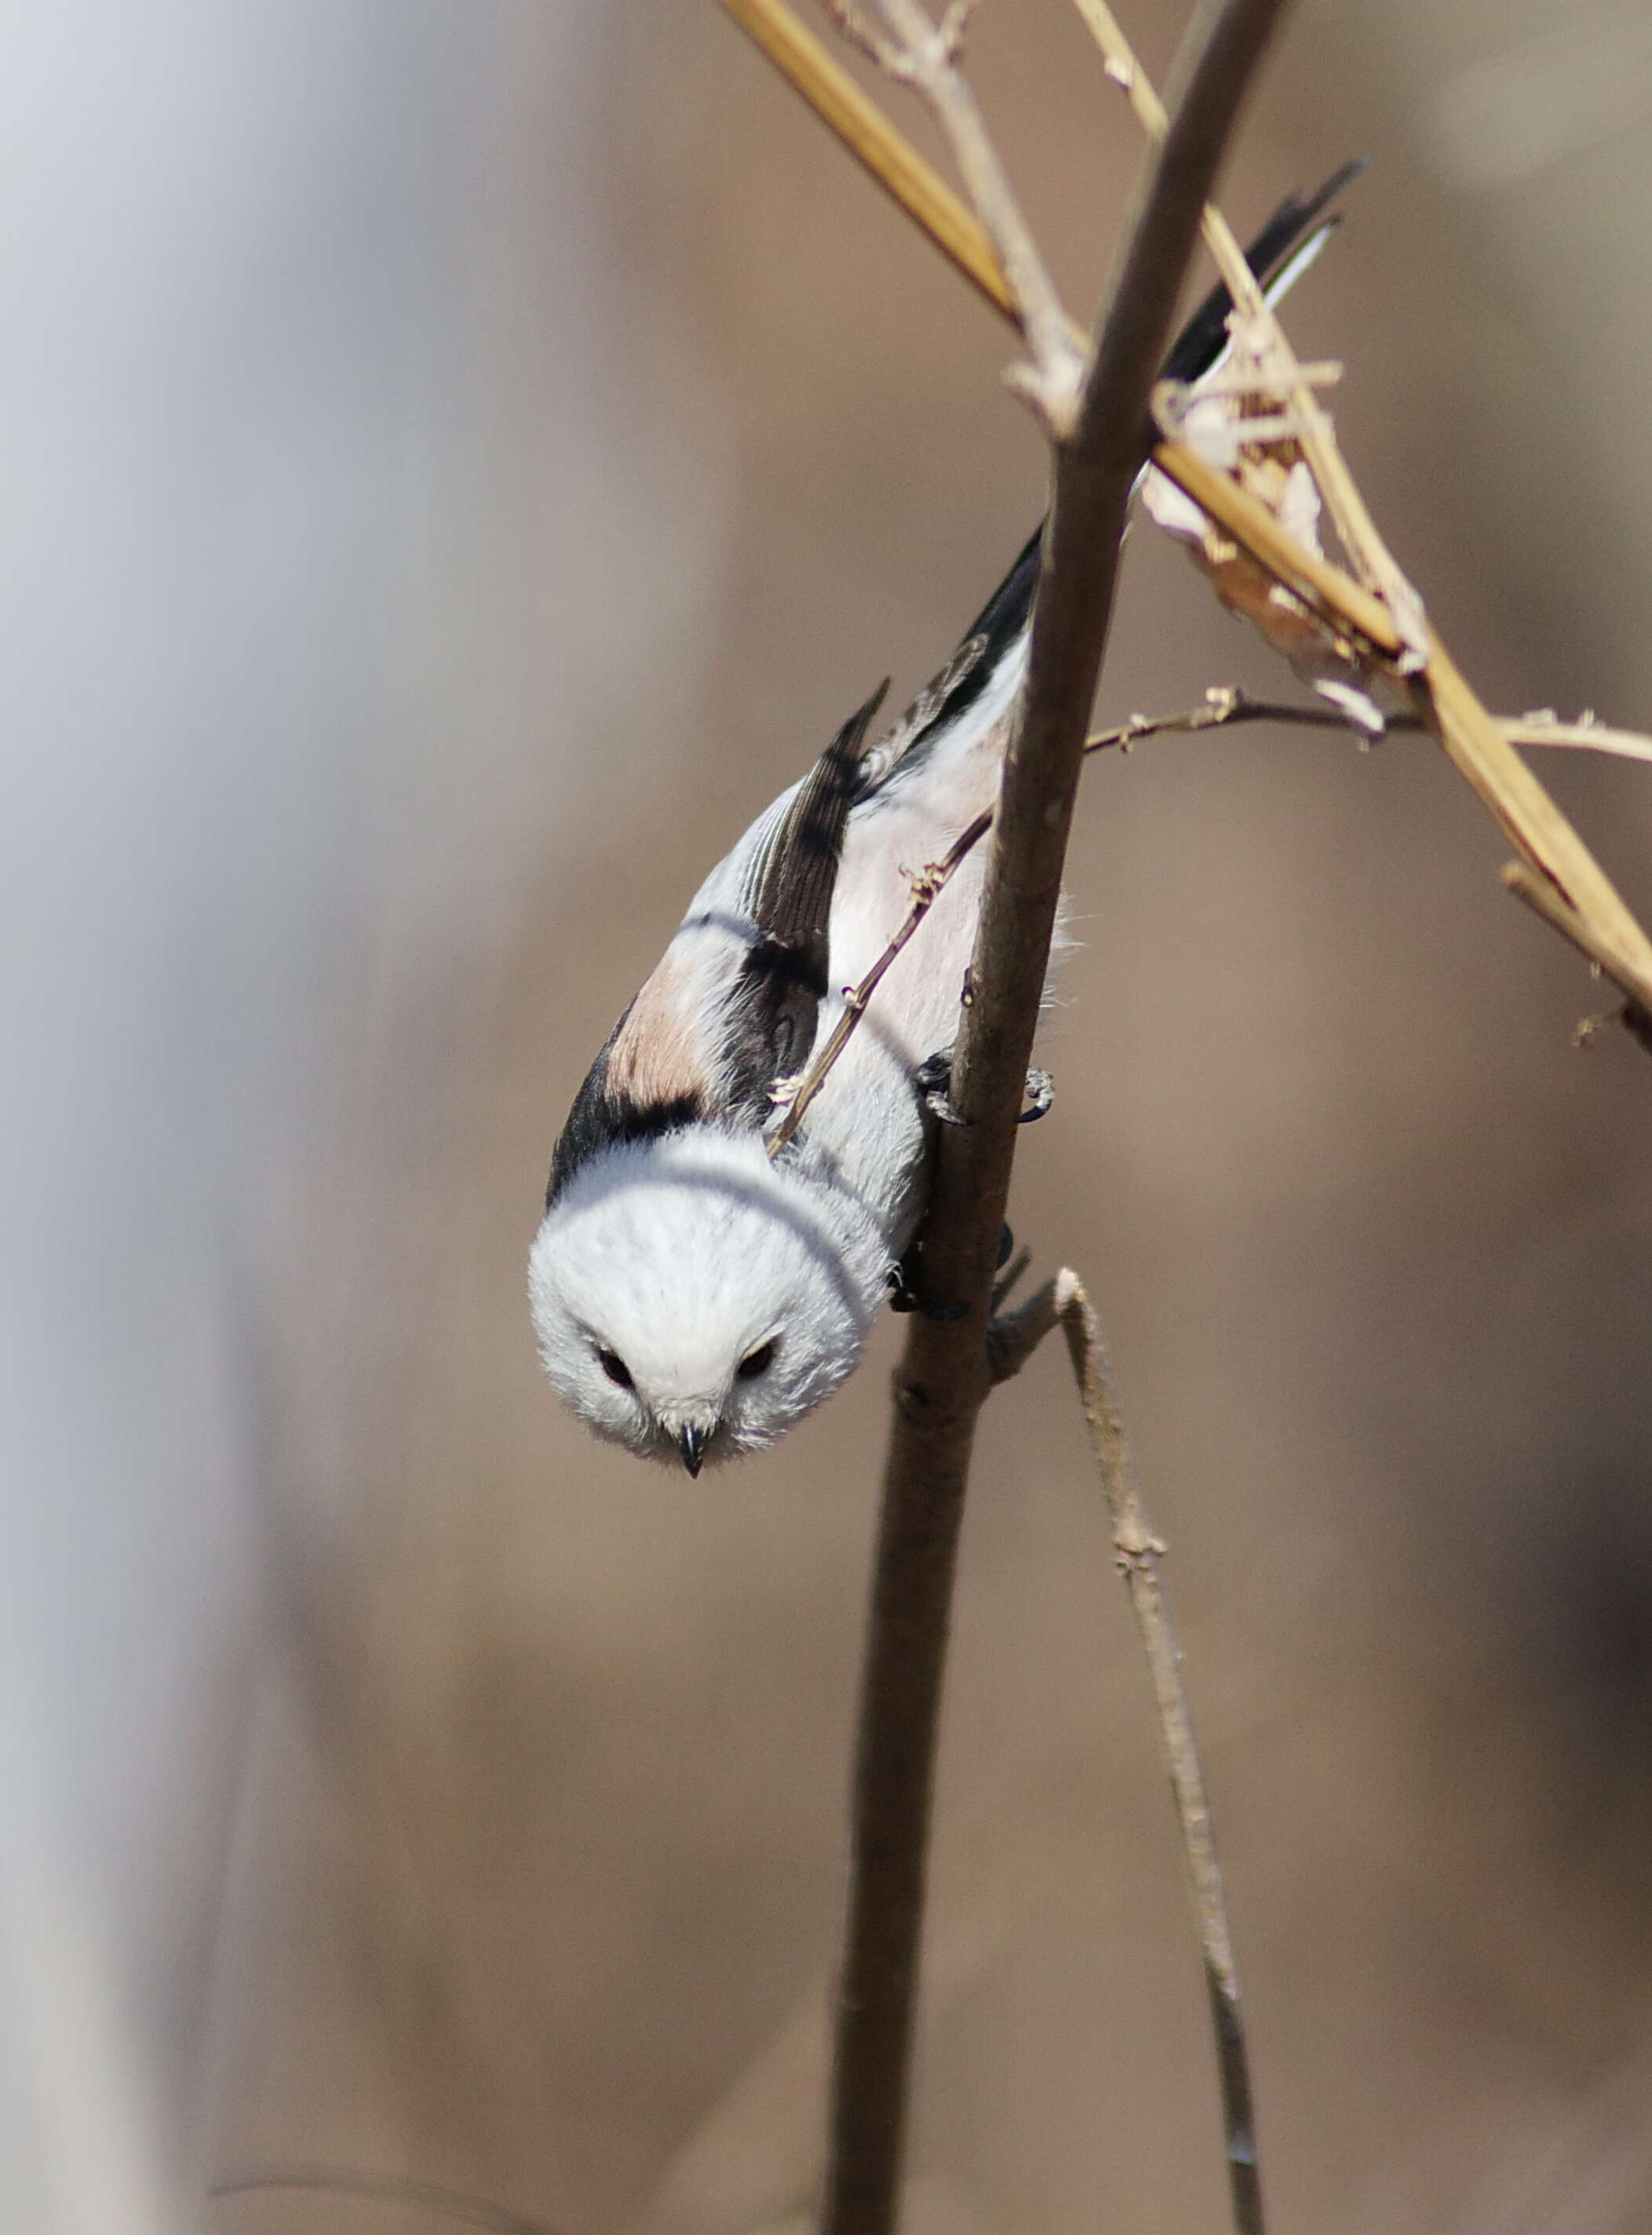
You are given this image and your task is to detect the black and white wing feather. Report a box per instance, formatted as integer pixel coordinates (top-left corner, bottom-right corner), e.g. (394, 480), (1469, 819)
(546, 681), (885, 1204)
(714, 677), (888, 1114)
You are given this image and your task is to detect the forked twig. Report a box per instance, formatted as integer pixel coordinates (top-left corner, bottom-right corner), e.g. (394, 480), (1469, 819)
(982, 1263), (1264, 2230)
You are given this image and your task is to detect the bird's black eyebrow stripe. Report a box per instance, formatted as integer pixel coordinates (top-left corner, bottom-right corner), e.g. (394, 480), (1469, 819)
(545, 1091), (706, 1208)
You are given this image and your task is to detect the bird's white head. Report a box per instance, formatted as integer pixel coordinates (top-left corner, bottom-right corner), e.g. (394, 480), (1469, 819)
(528, 1128), (892, 1471)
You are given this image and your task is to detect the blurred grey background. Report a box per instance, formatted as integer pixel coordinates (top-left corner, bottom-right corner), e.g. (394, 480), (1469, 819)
(5, 2), (1652, 2231)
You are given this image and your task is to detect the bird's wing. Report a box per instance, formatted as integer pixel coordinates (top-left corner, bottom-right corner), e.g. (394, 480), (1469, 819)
(744, 679), (888, 965)
(545, 684), (885, 1204)
(712, 676), (888, 1112)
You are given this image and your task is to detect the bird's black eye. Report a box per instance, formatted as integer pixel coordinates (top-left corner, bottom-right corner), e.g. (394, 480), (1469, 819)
(737, 1340), (776, 1380)
(598, 1348), (633, 1390)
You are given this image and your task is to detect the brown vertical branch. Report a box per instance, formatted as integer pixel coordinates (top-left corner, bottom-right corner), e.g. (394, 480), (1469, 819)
(820, 9), (1290, 2235)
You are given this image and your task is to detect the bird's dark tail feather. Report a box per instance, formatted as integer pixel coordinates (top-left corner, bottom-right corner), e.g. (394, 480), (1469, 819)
(1161, 155), (1365, 386)
(875, 158), (1363, 779)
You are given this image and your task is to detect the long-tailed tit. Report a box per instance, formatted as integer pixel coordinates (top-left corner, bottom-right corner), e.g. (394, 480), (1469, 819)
(531, 172), (1355, 1471)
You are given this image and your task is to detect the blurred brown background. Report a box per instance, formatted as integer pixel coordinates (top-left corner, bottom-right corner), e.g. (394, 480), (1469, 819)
(9, 2), (1652, 2231)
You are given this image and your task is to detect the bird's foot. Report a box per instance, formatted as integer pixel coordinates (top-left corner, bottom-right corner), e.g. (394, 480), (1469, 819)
(887, 1223), (1020, 1321)
(915, 1050), (1054, 1126)
(915, 1049), (966, 1127)
(888, 1248), (966, 1322)
(1019, 1067), (1054, 1123)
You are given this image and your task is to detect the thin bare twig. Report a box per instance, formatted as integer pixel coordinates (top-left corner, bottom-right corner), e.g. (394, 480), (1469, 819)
(768, 677), (1652, 1153)
(827, 0), (1085, 426)
(820, 12), (1289, 2235)
(769, 808), (988, 1157)
(984, 1267), (1064, 1380)
(982, 1261), (1265, 2227)
(770, 692), (1321, 1155)
(717, 0), (1019, 320)
(1044, 1268), (1263, 2235)
(1505, 715), (1652, 764)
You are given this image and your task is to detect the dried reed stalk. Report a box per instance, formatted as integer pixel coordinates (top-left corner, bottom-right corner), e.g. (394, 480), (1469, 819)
(717, 0), (1017, 317)
(1152, 442), (1652, 1020)
(720, 0), (1652, 1048)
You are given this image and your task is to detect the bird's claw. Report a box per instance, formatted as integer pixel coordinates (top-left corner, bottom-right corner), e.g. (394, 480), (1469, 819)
(1019, 1067), (1054, 1123)
(914, 1052), (1054, 1126)
(915, 1050), (967, 1127)
(888, 1250), (966, 1322)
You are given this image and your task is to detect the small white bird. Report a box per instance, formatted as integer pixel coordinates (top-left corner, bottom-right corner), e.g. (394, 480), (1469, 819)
(530, 173), (1354, 1471)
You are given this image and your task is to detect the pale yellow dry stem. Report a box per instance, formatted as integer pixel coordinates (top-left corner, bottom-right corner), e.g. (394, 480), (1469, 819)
(826, 0), (1086, 427)
(1069, 0), (1428, 656)
(1048, 1269), (1242, 1993)
(1501, 865), (1652, 1049)
(1506, 719), (1652, 766)
(1154, 442), (1652, 1017)
(716, 0), (1018, 322)
(717, 0), (1652, 1048)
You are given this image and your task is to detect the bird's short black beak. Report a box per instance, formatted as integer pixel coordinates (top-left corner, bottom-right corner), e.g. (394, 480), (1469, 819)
(678, 1425), (707, 1478)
